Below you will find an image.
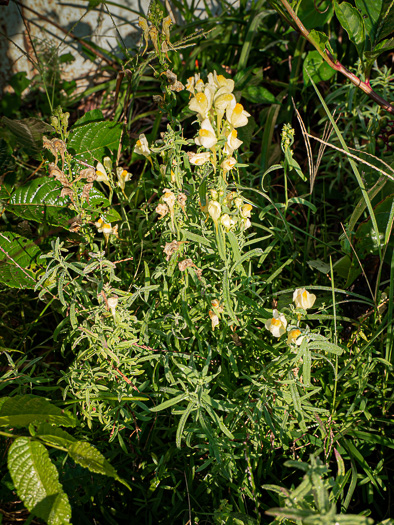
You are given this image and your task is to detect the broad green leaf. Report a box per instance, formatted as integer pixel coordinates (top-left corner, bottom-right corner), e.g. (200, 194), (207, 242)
(308, 29), (329, 56)
(364, 37), (394, 73)
(0, 139), (15, 200)
(9, 72), (30, 96)
(297, 0), (334, 29)
(8, 437), (71, 524)
(0, 232), (41, 289)
(242, 85), (277, 104)
(31, 423), (77, 448)
(334, 1), (365, 57)
(68, 120), (122, 165)
(8, 177), (75, 228)
(376, 0), (394, 42)
(72, 109), (104, 127)
(0, 395), (76, 428)
(1, 117), (53, 153)
(68, 441), (130, 488)
(355, 0), (382, 41)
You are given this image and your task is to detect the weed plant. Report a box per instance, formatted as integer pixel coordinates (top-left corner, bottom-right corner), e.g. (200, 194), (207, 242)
(0, 0), (393, 524)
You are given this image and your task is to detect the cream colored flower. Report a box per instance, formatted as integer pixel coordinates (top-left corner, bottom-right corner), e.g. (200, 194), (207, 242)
(209, 310), (220, 331)
(116, 167), (131, 192)
(96, 219), (118, 244)
(156, 203), (169, 219)
(96, 162), (110, 186)
(185, 76), (195, 95)
(134, 134), (150, 157)
(195, 77), (204, 93)
(220, 213), (232, 231)
(265, 310), (287, 338)
(240, 203), (252, 219)
(188, 152), (211, 166)
(226, 103), (251, 128)
(195, 119), (217, 149)
(162, 15), (173, 46)
(287, 329), (304, 346)
(208, 200), (221, 223)
(108, 296), (118, 318)
(148, 26), (159, 54)
(221, 157), (237, 174)
(293, 288), (316, 309)
(189, 89), (213, 120)
(224, 129), (243, 156)
(214, 93), (236, 128)
(163, 188), (176, 209)
(211, 299), (224, 313)
(240, 218), (251, 230)
(234, 197), (243, 209)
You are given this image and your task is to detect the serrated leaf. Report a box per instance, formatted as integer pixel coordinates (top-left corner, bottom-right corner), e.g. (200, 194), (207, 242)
(8, 437), (71, 525)
(1, 117), (53, 153)
(68, 441), (130, 489)
(68, 121), (122, 165)
(8, 177), (75, 228)
(0, 232), (41, 289)
(32, 423), (77, 448)
(0, 395), (76, 428)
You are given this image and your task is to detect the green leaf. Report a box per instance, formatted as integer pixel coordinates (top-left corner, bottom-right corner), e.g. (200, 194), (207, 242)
(0, 232), (42, 289)
(242, 85), (277, 104)
(150, 393), (188, 412)
(68, 120), (122, 165)
(297, 0), (334, 29)
(308, 341), (344, 355)
(31, 423), (77, 448)
(72, 109), (104, 127)
(364, 37), (394, 70)
(376, 0), (394, 42)
(1, 117), (53, 153)
(308, 29), (329, 56)
(355, 0), (383, 42)
(68, 441), (130, 488)
(0, 140), (15, 200)
(334, 1), (366, 57)
(0, 395), (76, 428)
(8, 177), (75, 228)
(8, 437), (71, 524)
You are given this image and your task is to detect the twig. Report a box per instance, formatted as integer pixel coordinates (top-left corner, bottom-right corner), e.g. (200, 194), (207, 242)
(275, 0), (394, 115)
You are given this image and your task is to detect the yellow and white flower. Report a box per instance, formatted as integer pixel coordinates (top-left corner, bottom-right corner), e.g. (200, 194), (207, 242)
(134, 134), (150, 157)
(240, 218), (252, 230)
(220, 213), (233, 231)
(265, 309), (287, 338)
(287, 329), (304, 346)
(108, 296), (118, 318)
(209, 310), (220, 331)
(208, 200), (221, 229)
(221, 157), (237, 175)
(188, 151), (211, 166)
(189, 87), (214, 120)
(226, 102), (251, 128)
(116, 167), (131, 192)
(240, 203), (252, 219)
(138, 17), (150, 55)
(224, 129), (243, 156)
(95, 219), (118, 244)
(156, 203), (169, 219)
(96, 161), (110, 186)
(195, 119), (217, 149)
(214, 93), (236, 127)
(293, 288), (316, 309)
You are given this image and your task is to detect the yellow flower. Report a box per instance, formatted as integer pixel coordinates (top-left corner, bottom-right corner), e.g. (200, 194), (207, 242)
(209, 310), (220, 331)
(240, 218), (252, 231)
(208, 200), (221, 223)
(226, 102), (251, 128)
(287, 329), (304, 346)
(224, 129), (243, 156)
(195, 119), (217, 149)
(221, 157), (237, 175)
(293, 288), (316, 309)
(96, 161), (110, 187)
(162, 15), (174, 48)
(96, 219), (118, 244)
(220, 213), (232, 231)
(240, 203), (252, 218)
(189, 91), (212, 120)
(134, 134), (150, 157)
(185, 76), (195, 95)
(116, 167), (131, 192)
(265, 310), (287, 338)
(148, 26), (159, 54)
(188, 152), (211, 166)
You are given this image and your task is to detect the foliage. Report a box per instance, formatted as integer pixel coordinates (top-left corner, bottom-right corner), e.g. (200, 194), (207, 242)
(0, 0), (393, 523)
